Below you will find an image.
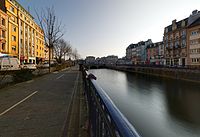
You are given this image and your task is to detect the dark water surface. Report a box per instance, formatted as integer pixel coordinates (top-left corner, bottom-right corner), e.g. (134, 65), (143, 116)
(89, 69), (200, 137)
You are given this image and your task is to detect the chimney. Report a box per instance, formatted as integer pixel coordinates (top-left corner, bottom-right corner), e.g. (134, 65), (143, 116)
(192, 10), (198, 15)
(172, 19), (177, 24)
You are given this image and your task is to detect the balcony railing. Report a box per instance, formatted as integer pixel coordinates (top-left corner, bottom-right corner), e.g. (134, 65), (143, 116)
(82, 69), (141, 137)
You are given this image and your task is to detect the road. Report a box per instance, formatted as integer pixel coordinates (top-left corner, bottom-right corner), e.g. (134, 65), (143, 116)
(0, 67), (80, 137)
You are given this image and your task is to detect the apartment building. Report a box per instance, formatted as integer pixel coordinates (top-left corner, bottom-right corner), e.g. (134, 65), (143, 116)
(126, 39), (152, 65)
(4, 0), (19, 57)
(126, 44), (138, 64)
(0, 9), (8, 54)
(0, 0), (45, 64)
(187, 10), (200, 67)
(146, 42), (164, 65)
(164, 18), (188, 67)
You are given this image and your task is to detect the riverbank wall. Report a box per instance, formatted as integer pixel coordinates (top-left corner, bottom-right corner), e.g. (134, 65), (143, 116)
(107, 66), (200, 83)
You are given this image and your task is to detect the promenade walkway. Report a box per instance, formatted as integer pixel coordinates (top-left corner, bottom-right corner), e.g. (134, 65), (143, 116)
(0, 66), (89, 137)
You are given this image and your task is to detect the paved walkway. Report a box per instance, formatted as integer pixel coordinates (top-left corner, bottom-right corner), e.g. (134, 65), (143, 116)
(0, 66), (89, 137)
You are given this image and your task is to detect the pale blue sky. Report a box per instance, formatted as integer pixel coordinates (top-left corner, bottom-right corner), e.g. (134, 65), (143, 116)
(18, 0), (200, 58)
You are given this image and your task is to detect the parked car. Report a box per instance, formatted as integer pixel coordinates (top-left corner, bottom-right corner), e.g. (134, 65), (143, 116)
(0, 56), (21, 71)
(20, 63), (37, 70)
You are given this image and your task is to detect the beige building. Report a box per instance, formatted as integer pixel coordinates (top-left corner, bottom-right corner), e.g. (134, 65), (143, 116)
(187, 10), (200, 67)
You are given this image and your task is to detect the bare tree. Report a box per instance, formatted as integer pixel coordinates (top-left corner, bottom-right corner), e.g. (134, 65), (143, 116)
(54, 39), (72, 63)
(35, 7), (64, 72)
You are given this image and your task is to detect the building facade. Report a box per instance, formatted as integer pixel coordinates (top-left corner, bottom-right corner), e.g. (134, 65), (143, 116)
(158, 41), (165, 65)
(105, 55), (118, 65)
(187, 10), (200, 67)
(126, 39), (152, 65)
(0, 0), (46, 64)
(164, 18), (188, 67)
(5, 0), (19, 57)
(146, 43), (158, 65)
(0, 9), (8, 54)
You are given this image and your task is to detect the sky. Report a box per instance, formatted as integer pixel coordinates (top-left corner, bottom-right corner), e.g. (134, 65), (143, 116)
(18, 0), (200, 59)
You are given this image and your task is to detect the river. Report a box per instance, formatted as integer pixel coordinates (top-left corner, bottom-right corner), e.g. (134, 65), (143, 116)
(89, 69), (200, 137)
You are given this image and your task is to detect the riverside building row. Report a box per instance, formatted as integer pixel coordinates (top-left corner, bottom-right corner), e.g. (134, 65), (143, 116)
(0, 0), (48, 64)
(127, 10), (200, 68)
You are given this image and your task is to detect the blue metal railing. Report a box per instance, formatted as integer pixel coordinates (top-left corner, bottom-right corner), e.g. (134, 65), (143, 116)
(82, 69), (141, 137)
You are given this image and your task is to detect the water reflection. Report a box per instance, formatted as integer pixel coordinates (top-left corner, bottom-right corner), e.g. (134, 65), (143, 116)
(165, 80), (200, 126)
(89, 69), (200, 137)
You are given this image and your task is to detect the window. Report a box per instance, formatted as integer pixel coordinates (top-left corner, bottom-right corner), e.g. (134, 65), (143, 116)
(182, 30), (186, 36)
(12, 35), (16, 41)
(192, 58), (200, 63)
(12, 46), (16, 51)
(2, 30), (5, 38)
(190, 40), (198, 45)
(170, 42), (173, 48)
(1, 18), (5, 26)
(10, 16), (15, 22)
(12, 26), (16, 32)
(191, 31), (198, 36)
(2, 43), (5, 51)
(182, 40), (186, 47)
(170, 34), (173, 40)
(10, 6), (14, 12)
(175, 32), (179, 39)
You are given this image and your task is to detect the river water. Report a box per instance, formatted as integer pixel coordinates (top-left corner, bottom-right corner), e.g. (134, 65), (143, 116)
(89, 69), (200, 137)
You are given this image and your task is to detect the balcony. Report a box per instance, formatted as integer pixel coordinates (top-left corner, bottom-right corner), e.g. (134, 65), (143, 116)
(181, 35), (186, 39)
(174, 44), (181, 49)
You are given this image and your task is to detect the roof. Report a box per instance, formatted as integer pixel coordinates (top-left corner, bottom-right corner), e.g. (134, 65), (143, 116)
(188, 17), (200, 28)
(165, 18), (188, 33)
(126, 44), (138, 50)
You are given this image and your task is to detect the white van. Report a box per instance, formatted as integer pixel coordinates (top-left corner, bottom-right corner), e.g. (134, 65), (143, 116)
(0, 57), (21, 71)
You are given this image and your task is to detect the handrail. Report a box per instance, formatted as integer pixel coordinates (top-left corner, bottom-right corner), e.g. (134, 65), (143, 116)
(91, 79), (141, 137)
(83, 69), (141, 137)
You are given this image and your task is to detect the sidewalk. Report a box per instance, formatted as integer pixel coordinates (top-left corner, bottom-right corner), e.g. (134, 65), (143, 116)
(62, 66), (89, 137)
